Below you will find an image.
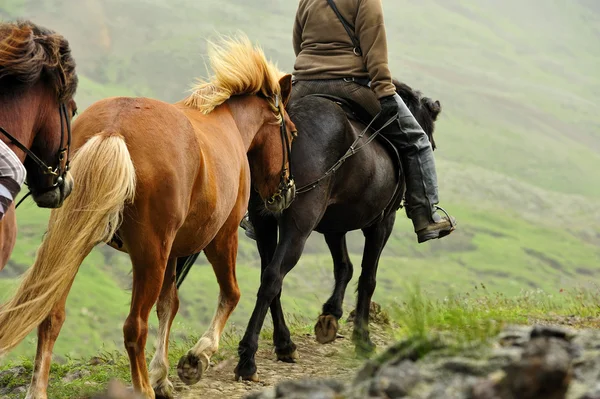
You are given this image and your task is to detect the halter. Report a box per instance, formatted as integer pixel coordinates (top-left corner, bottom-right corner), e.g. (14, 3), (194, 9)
(0, 103), (72, 205)
(266, 95), (296, 206)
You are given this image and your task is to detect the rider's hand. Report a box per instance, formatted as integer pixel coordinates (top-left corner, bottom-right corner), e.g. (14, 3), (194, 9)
(378, 95), (399, 120)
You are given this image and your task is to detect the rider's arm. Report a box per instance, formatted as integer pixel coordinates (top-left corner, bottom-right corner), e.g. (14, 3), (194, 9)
(355, 0), (396, 99)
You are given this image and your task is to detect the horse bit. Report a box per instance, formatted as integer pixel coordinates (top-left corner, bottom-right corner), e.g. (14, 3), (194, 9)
(0, 103), (73, 207)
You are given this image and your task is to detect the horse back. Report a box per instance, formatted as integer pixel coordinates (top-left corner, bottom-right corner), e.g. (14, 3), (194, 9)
(73, 97), (199, 198)
(289, 96), (400, 232)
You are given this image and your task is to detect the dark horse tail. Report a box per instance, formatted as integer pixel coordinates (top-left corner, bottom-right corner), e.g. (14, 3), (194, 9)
(176, 253), (200, 289)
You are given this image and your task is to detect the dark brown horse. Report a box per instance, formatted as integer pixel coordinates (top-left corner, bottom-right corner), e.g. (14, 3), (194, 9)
(0, 36), (296, 399)
(231, 80), (442, 381)
(0, 20), (78, 270)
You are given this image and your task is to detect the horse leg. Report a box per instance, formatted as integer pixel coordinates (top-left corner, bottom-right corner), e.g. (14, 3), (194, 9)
(123, 235), (173, 399)
(314, 232), (354, 344)
(251, 209), (298, 363)
(235, 221), (311, 381)
(353, 213), (396, 357)
(148, 257), (179, 399)
(25, 280), (74, 399)
(177, 213), (241, 386)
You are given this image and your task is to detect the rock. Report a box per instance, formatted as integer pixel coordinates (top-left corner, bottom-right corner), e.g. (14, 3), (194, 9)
(62, 369), (91, 383)
(346, 301), (391, 326)
(10, 386), (27, 395)
(248, 324), (600, 399)
(89, 379), (140, 399)
(530, 325), (575, 341)
(579, 382), (600, 399)
(437, 357), (499, 376)
(369, 360), (421, 398)
(246, 379), (343, 399)
(89, 356), (114, 366)
(500, 337), (572, 399)
(0, 366), (27, 383)
(497, 325), (532, 347)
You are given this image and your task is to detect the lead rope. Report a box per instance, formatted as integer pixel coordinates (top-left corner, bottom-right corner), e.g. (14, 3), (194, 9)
(15, 190), (32, 209)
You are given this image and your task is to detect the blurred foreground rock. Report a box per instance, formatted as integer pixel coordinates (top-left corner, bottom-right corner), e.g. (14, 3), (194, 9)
(247, 325), (600, 399)
(88, 379), (142, 399)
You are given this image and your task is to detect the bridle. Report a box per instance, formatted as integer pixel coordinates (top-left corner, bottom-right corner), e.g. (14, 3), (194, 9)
(266, 95), (296, 207)
(0, 103), (73, 206)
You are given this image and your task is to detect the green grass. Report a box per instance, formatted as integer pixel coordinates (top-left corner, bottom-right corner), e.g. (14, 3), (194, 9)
(391, 283), (600, 352)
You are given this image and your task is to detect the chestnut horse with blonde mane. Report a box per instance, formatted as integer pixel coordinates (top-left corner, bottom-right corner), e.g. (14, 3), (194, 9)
(0, 20), (78, 268)
(0, 36), (296, 399)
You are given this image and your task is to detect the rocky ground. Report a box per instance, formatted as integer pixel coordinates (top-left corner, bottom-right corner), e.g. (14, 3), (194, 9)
(248, 325), (600, 399)
(3, 314), (599, 399)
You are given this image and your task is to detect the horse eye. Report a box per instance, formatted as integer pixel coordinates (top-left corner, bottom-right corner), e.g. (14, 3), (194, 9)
(73, 108), (78, 116)
(292, 130), (298, 137)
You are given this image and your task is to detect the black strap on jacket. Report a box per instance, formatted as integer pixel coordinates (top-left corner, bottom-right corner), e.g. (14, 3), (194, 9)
(326, 0), (362, 56)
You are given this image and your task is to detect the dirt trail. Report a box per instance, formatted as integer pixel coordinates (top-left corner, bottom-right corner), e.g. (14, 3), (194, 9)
(172, 324), (392, 399)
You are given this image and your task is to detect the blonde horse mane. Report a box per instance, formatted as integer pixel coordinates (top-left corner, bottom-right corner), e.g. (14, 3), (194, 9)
(184, 34), (284, 116)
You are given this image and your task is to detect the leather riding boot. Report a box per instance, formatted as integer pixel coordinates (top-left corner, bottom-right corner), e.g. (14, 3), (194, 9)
(382, 94), (456, 243)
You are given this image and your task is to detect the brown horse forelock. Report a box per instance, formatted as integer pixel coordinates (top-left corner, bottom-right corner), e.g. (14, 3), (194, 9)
(392, 79), (441, 150)
(0, 20), (78, 103)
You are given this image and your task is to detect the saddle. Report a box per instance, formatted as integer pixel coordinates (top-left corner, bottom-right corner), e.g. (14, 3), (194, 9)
(304, 93), (406, 222)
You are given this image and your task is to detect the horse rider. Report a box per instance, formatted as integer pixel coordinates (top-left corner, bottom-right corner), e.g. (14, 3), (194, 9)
(241, 0), (456, 244)
(0, 140), (26, 221)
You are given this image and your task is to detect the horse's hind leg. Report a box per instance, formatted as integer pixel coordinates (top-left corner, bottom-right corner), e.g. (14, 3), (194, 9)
(26, 280), (75, 399)
(315, 232), (354, 344)
(353, 213), (396, 357)
(177, 214), (241, 386)
(149, 257), (179, 399)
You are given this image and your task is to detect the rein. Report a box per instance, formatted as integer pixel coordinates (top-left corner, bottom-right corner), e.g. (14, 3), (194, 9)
(0, 103), (73, 207)
(295, 112), (397, 194)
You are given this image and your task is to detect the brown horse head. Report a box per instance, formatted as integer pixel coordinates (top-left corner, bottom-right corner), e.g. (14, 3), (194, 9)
(249, 74), (297, 213)
(185, 37), (297, 213)
(0, 20), (78, 208)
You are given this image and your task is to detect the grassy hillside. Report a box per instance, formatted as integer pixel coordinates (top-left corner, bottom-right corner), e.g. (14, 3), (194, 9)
(0, 0), (599, 363)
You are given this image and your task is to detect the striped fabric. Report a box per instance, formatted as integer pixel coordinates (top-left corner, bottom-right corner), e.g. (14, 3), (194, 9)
(0, 139), (26, 220)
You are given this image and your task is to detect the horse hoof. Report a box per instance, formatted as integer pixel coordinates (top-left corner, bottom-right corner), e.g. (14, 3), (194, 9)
(315, 314), (339, 344)
(234, 371), (259, 382)
(177, 353), (208, 385)
(153, 379), (175, 399)
(276, 349), (299, 363)
(355, 340), (376, 358)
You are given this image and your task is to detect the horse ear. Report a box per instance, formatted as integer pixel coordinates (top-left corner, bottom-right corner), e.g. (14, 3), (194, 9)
(425, 99), (442, 120)
(279, 74), (293, 107)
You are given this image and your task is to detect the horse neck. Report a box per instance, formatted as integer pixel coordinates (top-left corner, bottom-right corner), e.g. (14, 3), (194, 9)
(0, 82), (47, 162)
(226, 96), (268, 153)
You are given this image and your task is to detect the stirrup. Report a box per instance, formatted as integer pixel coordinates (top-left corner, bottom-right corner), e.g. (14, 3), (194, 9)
(435, 205), (455, 229)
